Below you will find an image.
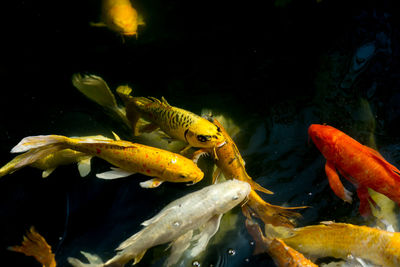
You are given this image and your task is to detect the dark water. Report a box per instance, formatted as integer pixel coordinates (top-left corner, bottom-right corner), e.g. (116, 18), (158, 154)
(1, 0), (400, 266)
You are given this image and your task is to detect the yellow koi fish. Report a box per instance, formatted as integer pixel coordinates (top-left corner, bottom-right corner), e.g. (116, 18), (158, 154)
(10, 134), (204, 188)
(9, 226), (56, 267)
(281, 221), (400, 267)
(92, 0), (145, 37)
(200, 118), (305, 228)
(245, 219), (317, 267)
(1, 146), (93, 179)
(116, 86), (225, 151)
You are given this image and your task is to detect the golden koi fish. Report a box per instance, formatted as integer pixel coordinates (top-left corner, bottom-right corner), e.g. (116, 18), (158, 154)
(9, 226), (56, 267)
(10, 134), (204, 188)
(200, 118), (305, 228)
(91, 0), (145, 37)
(281, 221), (400, 267)
(116, 86), (225, 151)
(1, 144), (95, 179)
(68, 180), (251, 267)
(245, 219), (317, 267)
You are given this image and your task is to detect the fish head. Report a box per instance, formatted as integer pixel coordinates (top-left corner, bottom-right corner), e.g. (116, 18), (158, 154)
(211, 180), (251, 214)
(162, 156), (204, 184)
(109, 5), (140, 36)
(308, 124), (340, 156)
(185, 121), (225, 149)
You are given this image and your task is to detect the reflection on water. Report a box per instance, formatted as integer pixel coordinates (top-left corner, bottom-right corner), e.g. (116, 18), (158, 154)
(2, 0), (400, 266)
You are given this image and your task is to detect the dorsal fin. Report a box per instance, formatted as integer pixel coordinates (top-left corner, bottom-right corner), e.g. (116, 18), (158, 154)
(161, 96), (170, 106)
(111, 131), (121, 140)
(363, 145), (400, 178)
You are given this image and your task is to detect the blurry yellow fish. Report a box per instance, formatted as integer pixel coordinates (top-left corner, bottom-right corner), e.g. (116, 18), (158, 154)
(0, 136), (109, 178)
(10, 134), (204, 188)
(9, 226), (56, 267)
(281, 221), (400, 267)
(245, 219), (317, 267)
(91, 0), (145, 37)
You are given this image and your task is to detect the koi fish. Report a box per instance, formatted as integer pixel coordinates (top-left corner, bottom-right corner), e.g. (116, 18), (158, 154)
(68, 180), (251, 267)
(9, 226), (56, 267)
(0, 146), (93, 178)
(281, 221), (400, 267)
(245, 219), (317, 267)
(308, 124), (400, 216)
(10, 134), (204, 188)
(91, 0), (145, 37)
(116, 86), (225, 152)
(199, 117), (305, 228)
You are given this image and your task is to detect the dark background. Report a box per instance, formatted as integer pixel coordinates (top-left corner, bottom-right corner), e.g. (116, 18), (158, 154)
(1, 0), (400, 266)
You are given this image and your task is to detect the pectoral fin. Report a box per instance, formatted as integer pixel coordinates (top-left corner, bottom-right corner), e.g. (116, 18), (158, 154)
(325, 161), (353, 203)
(164, 230), (193, 267)
(357, 186), (377, 217)
(139, 178), (164, 188)
(96, 167), (135, 179)
(42, 167), (56, 178)
(77, 157), (92, 177)
(190, 214), (223, 257)
(89, 22), (107, 27)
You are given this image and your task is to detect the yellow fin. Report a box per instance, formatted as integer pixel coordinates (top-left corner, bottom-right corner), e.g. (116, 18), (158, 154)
(161, 96), (170, 106)
(112, 131), (121, 141)
(90, 21), (107, 27)
(133, 250), (147, 265)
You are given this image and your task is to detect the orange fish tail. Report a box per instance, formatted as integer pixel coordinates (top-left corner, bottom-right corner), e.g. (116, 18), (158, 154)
(9, 226), (56, 267)
(246, 191), (307, 228)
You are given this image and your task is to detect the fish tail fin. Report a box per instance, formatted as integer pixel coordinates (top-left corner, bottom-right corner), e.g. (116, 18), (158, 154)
(68, 251), (105, 267)
(11, 135), (68, 153)
(8, 226), (56, 267)
(72, 73), (128, 124)
(0, 155), (25, 177)
(116, 85), (142, 136)
(246, 192), (307, 228)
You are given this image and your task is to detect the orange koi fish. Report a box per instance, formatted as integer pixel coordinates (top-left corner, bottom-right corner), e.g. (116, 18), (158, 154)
(281, 221), (400, 267)
(245, 219), (317, 267)
(91, 0), (145, 37)
(10, 134), (204, 188)
(199, 118), (305, 228)
(9, 226), (56, 267)
(308, 124), (400, 216)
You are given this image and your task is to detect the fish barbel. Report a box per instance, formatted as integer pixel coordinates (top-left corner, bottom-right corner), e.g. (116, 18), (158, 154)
(10, 134), (204, 188)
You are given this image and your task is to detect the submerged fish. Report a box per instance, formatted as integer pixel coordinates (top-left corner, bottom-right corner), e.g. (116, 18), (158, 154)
(68, 180), (251, 267)
(199, 118), (305, 228)
(281, 221), (400, 267)
(308, 124), (400, 216)
(91, 0), (145, 37)
(245, 219), (317, 267)
(9, 226), (56, 267)
(10, 134), (204, 188)
(116, 86), (225, 152)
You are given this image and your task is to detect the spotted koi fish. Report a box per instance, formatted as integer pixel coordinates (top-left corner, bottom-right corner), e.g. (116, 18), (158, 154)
(9, 226), (56, 267)
(116, 86), (225, 152)
(245, 219), (317, 267)
(198, 118), (305, 228)
(281, 221), (400, 267)
(308, 124), (400, 216)
(10, 134), (204, 188)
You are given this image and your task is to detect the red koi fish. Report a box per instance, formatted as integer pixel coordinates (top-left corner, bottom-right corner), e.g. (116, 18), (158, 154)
(308, 124), (400, 216)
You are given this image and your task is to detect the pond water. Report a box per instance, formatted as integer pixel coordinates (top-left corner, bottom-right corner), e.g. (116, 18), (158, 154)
(1, 0), (400, 266)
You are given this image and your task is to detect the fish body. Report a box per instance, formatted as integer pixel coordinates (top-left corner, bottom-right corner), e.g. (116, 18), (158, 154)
(116, 86), (225, 149)
(245, 219), (317, 267)
(69, 180), (251, 266)
(10, 135), (204, 187)
(308, 124), (400, 216)
(282, 222), (400, 267)
(9, 226), (56, 267)
(95, 0), (145, 36)
(205, 118), (304, 228)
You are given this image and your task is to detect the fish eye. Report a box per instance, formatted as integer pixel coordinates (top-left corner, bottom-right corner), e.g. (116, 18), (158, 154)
(197, 135), (211, 142)
(179, 175), (186, 178)
(216, 126), (221, 132)
(232, 195), (239, 200)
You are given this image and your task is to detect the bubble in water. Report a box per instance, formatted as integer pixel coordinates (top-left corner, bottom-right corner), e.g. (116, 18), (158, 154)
(250, 241), (255, 246)
(227, 248), (236, 256)
(244, 258), (250, 262)
(192, 260), (200, 266)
